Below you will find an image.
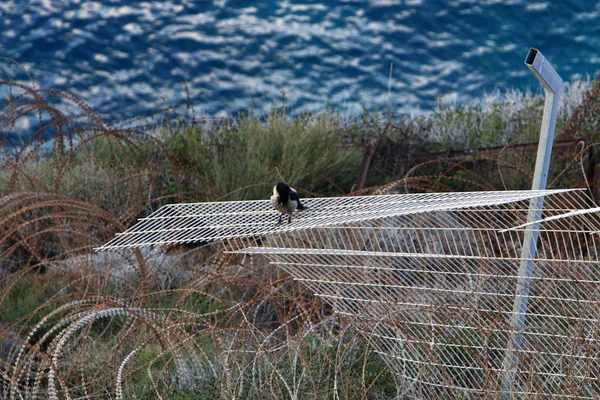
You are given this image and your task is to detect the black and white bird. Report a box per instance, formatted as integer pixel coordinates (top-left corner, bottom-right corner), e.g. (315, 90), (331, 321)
(270, 182), (306, 224)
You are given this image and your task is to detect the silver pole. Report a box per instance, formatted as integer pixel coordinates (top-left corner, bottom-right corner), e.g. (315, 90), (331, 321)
(500, 48), (563, 397)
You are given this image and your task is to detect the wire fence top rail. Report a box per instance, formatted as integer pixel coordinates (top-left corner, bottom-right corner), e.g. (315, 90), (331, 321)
(95, 189), (574, 251)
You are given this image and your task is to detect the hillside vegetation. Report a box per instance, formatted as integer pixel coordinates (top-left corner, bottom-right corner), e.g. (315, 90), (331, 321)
(1, 62), (599, 398)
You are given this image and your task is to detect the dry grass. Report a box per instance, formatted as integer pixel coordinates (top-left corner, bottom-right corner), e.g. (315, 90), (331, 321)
(0, 60), (598, 399)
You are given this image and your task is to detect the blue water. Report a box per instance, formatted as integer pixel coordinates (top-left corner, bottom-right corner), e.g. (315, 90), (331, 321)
(2, 0), (600, 122)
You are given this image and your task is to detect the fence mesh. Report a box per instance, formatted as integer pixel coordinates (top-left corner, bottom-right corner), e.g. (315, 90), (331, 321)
(99, 189), (600, 397)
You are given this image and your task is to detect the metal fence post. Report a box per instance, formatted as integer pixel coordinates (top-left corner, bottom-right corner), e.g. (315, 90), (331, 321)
(500, 48), (563, 397)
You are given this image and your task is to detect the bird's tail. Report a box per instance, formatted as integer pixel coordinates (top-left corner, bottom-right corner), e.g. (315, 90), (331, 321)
(296, 201), (306, 211)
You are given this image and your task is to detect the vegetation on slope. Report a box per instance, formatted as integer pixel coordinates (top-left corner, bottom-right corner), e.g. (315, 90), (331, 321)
(1, 60), (599, 398)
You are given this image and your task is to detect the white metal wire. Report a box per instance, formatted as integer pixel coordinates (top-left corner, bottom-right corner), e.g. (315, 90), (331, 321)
(96, 189), (572, 250)
(98, 188), (600, 397)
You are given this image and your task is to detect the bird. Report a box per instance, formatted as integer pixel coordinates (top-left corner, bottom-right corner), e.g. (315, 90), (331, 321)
(271, 182), (306, 224)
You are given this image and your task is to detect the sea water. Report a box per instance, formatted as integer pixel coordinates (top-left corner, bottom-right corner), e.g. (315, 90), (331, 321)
(1, 0), (599, 122)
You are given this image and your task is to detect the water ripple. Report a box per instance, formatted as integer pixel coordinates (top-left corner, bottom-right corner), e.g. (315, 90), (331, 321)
(1, 0), (600, 122)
